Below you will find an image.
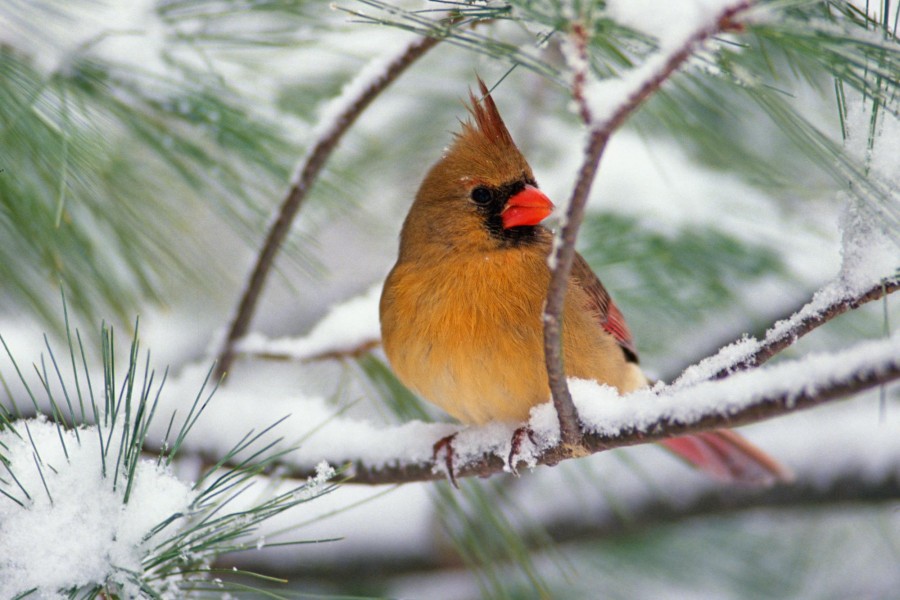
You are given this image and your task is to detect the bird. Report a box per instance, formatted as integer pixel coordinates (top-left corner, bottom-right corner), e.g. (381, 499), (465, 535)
(379, 78), (790, 486)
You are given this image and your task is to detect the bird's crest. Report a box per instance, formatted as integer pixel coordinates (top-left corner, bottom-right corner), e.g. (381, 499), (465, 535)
(462, 77), (516, 150)
(445, 77), (529, 182)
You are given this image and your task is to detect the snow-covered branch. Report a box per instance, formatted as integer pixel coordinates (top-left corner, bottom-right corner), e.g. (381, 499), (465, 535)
(685, 275), (900, 384)
(207, 269), (898, 488)
(544, 0), (754, 447)
(235, 284), (383, 364)
(216, 34), (440, 378)
(266, 332), (899, 486)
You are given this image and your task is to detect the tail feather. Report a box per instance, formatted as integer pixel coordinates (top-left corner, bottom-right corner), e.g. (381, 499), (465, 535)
(661, 429), (793, 486)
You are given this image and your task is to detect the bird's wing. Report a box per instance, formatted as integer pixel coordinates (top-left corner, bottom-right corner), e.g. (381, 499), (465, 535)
(571, 252), (639, 363)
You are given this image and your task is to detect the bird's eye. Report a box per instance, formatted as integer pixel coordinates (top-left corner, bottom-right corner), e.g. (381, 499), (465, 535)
(470, 186), (493, 205)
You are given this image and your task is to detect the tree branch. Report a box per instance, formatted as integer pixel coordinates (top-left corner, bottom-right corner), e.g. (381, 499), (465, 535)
(223, 470), (900, 581)
(539, 470), (900, 545)
(244, 339), (381, 364)
(708, 276), (900, 379)
(543, 2), (753, 448)
(199, 259), (897, 488)
(269, 334), (899, 485)
(215, 33), (441, 379)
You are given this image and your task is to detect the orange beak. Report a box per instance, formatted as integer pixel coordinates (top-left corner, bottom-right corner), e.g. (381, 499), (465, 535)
(500, 185), (555, 229)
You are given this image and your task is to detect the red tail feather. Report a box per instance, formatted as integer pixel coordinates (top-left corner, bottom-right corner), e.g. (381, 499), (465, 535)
(661, 430), (793, 486)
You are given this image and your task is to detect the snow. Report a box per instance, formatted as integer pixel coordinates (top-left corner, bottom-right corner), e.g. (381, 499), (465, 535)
(840, 94), (900, 259)
(576, 0), (753, 128)
(840, 197), (899, 287)
(236, 283), (382, 361)
(234, 387), (900, 575)
(568, 332), (898, 439)
(606, 0), (744, 48)
(150, 327), (899, 483)
(1, 0), (899, 593)
(0, 419), (194, 598)
(153, 361), (455, 472)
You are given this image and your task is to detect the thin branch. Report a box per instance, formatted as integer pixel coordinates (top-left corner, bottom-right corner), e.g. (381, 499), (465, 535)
(660, 276), (899, 382)
(543, 2), (754, 447)
(242, 339), (381, 364)
(215, 33), (441, 379)
(709, 276), (900, 379)
(569, 22), (593, 125)
(539, 470), (900, 544)
(242, 276), (896, 371)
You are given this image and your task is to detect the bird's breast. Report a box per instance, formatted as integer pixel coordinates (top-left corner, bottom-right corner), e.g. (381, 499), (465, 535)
(380, 248), (638, 425)
(380, 251), (552, 424)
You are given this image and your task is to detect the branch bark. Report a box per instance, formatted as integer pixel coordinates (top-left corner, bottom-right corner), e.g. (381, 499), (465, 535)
(543, 2), (753, 448)
(244, 339), (381, 364)
(215, 34), (441, 379)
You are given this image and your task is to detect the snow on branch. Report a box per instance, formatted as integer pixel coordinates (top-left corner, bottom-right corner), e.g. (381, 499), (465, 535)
(544, 0), (754, 447)
(215, 33), (441, 378)
(7, 277), (895, 492)
(200, 269), (898, 487)
(680, 275), (900, 385)
(266, 331), (899, 486)
(235, 284), (382, 363)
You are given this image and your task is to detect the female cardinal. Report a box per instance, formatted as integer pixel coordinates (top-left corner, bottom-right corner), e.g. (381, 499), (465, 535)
(380, 79), (789, 485)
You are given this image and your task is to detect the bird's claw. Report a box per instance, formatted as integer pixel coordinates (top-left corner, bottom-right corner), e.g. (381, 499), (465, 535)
(433, 433), (460, 489)
(508, 426), (538, 476)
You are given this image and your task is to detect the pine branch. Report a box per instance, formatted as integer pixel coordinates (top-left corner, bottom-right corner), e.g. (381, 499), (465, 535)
(17, 276), (897, 490)
(658, 275), (899, 382)
(215, 33), (441, 378)
(543, 1), (754, 448)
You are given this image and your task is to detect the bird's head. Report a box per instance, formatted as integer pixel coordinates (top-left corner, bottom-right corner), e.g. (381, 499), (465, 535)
(399, 78), (555, 256)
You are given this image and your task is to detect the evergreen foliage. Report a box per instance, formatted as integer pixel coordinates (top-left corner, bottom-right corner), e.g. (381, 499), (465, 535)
(0, 0), (897, 598)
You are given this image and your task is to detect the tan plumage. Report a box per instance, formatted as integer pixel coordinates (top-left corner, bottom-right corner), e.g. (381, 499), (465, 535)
(380, 80), (790, 484)
(380, 82), (639, 425)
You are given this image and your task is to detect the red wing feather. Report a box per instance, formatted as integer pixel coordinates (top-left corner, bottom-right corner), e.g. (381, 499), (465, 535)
(571, 253), (639, 362)
(570, 252), (791, 485)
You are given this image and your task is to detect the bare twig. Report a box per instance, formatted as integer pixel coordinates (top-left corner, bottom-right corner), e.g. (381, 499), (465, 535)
(569, 22), (593, 125)
(538, 470), (900, 543)
(215, 34), (441, 379)
(544, 2), (754, 447)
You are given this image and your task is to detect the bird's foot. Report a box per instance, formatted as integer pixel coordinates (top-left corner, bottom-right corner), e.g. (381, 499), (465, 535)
(508, 426), (538, 476)
(433, 433), (460, 489)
